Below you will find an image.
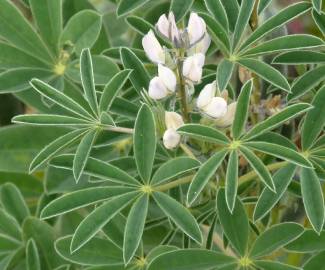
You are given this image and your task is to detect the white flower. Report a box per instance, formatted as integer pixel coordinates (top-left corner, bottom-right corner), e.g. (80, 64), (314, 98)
(156, 12), (181, 44)
(182, 53), (205, 83)
(163, 111), (184, 149)
(197, 80), (228, 119)
(190, 34), (211, 55)
(142, 30), (165, 64)
(148, 64), (176, 100)
(187, 13), (206, 45)
(215, 102), (237, 127)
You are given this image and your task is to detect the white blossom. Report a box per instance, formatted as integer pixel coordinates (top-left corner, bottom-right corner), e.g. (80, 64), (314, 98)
(182, 53), (205, 83)
(215, 102), (237, 127)
(163, 111), (184, 149)
(142, 30), (165, 64)
(156, 12), (181, 45)
(187, 13), (206, 45)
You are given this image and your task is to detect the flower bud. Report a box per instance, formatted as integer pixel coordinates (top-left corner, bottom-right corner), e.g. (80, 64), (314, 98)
(182, 53), (205, 83)
(187, 13), (206, 45)
(142, 30), (165, 64)
(148, 65), (176, 100)
(163, 128), (181, 149)
(165, 111), (184, 130)
(197, 81), (216, 109)
(204, 97), (228, 118)
(215, 102), (237, 127)
(156, 14), (169, 38)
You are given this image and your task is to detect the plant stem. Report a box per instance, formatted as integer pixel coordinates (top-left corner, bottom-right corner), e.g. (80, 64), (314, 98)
(177, 53), (190, 123)
(180, 143), (197, 160)
(155, 161), (288, 192)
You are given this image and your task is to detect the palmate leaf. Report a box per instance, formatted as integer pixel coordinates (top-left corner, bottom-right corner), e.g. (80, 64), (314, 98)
(312, 10), (325, 36)
(286, 229), (325, 252)
(254, 164), (296, 221)
(12, 114), (93, 126)
(134, 104), (156, 183)
(26, 239), (41, 270)
(232, 79), (253, 139)
(170, 0), (194, 22)
(249, 223), (304, 258)
(217, 189), (249, 256)
(55, 236), (123, 266)
(40, 186), (134, 219)
(148, 249), (236, 270)
(204, 0), (229, 32)
(239, 146), (275, 191)
(243, 103), (312, 141)
(258, 0), (273, 14)
(301, 167), (325, 233)
(187, 149), (228, 205)
(219, 0), (239, 32)
(273, 51), (325, 65)
(254, 260), (302, 270)
(312, 0), (322, 12)
(153, 191), (202, 244)
(217, 59), (234, 91)
(126, 16), (154, 36)
(0, 208), (21, 240)
(304, 251), (325, 270)
(117, 0), (150, 17)
(50, 154), (140, 186)
(225, 150), (239, 213)
(71, 191), (139, 253)
(123, 194), (149, 264)
(0, 234), (21, 253)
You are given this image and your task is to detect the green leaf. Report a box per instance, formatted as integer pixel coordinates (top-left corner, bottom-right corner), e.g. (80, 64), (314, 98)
(225, 150), (239, 213)
(301, 85), (325, 150)
(55, 236), (123, 266)
(99, 69), (132, 113)
(23, 217), (64, 269)
(170, 0), (194, 22)
(0, 0), (54, 63)
(71, 192), (138, 252)
(254, 260), (302, 270)
(66, 55), (120, 85)
(312, 10), (325, 35)
(258, 0), (273, 14)
(41, 186), (134, 219)
(134, 104), (156, 183)
(126, 16), (153, 35)
(232, 0), (255, 50)
(177, 124), (230, 145)
(301, 167), (325, 233)
(0, 42), (49, 69)
(250, 223), (304, 258)
(288, 65), (325, 101)
(217, 59), (234, 91)
(0, 234), (21, 253)
(0, 183), (30, 225)
(80, 49), (99, 116)
(244, 142), (312, 168)
(60, 10), (102, 55)
(26, 239), (41, 270)
(29, 0), (62, 54)
(239, 146), (275, 191)
(198, 13), (231, 55)
(148, 249), (236, 270)
(123, 194), (149, 264)
(239, 2), (311, 51)
(120, 47), (150, 94)
(242, 35), (324, 56)
(219, 0), (239, 32)
(103, 47), (148, 64)
(12, 114), (92, 126)
(204, 0), (229, 32)
(312, 0), (322, 12)
(273, 51), (325, 65)
(151, 157), (200, 185)
(0, 209), (21, 240)
(254, 164), (296, 221)
(153, 191), (202, 243)
(73, 129), (98, 182)
(217, 189), (249, 256)
(232, 79), (253, 139)
(0, 68), (52, 93)
(237, 58), (290, 92)
(50, 154), (140, 186)
(304, 251), (325, 270)
(29, 128), (88, 173)
(117, 0), (150, 16)
(286, 229), (325, 252)
(187, 149), (228, 205)
(30, 79), (94, 120)
(243, 103), (311, 140)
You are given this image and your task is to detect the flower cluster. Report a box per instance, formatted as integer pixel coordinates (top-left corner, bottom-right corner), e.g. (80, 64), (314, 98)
(142, 12), (233, 149)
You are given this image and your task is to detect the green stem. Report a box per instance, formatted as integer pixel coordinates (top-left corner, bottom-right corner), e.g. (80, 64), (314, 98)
(177, 52), (190, 123)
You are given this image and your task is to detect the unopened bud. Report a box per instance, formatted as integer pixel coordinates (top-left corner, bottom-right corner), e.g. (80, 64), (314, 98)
(187, 13), (206, 45)
(182, 53), (205, 83)
(142, 30), (165, 64)
(163, 128), (181, 149)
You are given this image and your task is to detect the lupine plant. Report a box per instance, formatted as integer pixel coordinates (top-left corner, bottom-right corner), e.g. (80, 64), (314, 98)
(0, 0), (325, 269)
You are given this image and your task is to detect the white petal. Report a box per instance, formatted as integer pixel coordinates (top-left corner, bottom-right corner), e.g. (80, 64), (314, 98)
(165, 111), (184, 130)
(142, 30), (165, 64)
(182, 54), (205, 83)
(158, 64), (176, 93)
(156, 14), (169, 38)
(197, 81), (216, 109)
(193, 33), (211, 54)
(194, 53), (205, 67)
(204, 97), (228, 118)
(187, 13), (206, 45)
(215, 102), (237, 127)
(163, 128), (181, 149)
(168, 12), (181, 43)
(148, 76), (168, 100)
